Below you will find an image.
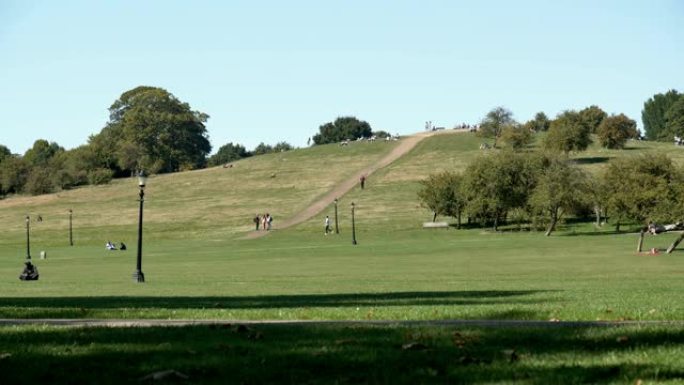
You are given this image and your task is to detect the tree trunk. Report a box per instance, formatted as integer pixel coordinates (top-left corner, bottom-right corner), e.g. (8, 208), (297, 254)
(666, 231), (684, 254)
(595, 206), (601, 227)
(432, 212), (437, 222)
(545, 212), (558, 237)
(493, 215), (498, 231)
(637, 227), (646, 253)
(457, 210), (461, 229)
(615, 221), (620, 232)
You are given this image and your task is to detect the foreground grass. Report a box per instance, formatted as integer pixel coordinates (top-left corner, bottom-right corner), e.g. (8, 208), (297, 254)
(0, 323), (682, 384)
(0, 227), (682, 321)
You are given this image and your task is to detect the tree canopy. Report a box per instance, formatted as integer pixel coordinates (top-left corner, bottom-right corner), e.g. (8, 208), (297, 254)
(664, 95), (684, 138)
(312, 117), (372, 145)
(478, 107), (516, 147)
(578, 105), (607, 133)
(96, 86), (212, 174)
(642, 89), (681, 140)
(543, 110), (592, 153)
(596, 114), (637, 149)
(208, 143), (250, 166)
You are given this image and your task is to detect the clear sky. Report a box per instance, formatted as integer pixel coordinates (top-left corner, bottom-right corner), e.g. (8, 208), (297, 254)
(1, 0), (682, 154)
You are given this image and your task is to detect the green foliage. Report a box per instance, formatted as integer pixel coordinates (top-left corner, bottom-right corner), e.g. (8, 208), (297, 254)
(253, 142), (274, 155)
(373, 130), (392, 138)
(312, 116), (372, 145)
(23, 139), (63, 167)
(543, 110), (592, 153)
(500, 124), (532, 149)
(0, 145), (11, 162)
(529, 157), (587, 235)
(461, 151), (537, 229)
(272, 141), (294, 152)
(87, 168), (115, 185)
(603, 154), (684, 228)
(0, 156), (29, 195)
(24, 167), (57, 195)
(578, 105), (607, 133)
(596, 114), (637, 149)
(208, 142), (250, 166)
(417, 171), (465, 225)
(477, 106), (516, 147)
(642, 89), (681, 140)
(98, 86), (212, 174)
(664, 95), (684, 137)
(526, 111), (551, 132)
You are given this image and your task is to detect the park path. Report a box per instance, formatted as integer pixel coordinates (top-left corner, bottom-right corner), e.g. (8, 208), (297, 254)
(1, 318), (681, 328)
(245, 130), (452, 239)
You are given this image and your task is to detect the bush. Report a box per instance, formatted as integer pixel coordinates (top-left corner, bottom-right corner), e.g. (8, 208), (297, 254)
(87, 168), (114, 185)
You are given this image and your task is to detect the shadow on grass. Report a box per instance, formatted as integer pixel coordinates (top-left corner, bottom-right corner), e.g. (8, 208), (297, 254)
(570, 156), (612, 165)
(0, 323), (682, 384)
(0, 290), (552, 318)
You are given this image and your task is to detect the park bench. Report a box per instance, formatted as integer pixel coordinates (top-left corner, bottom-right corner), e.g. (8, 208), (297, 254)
(422, 222), (449, 229)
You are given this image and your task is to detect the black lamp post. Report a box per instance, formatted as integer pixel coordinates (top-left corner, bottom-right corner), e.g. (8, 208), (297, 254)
(68, 209), (73, 246)
(334, 198), (339, 234)
(25, 215), (31, 260)
(351, 202), (357, 245)
(133, 171), (148, 283)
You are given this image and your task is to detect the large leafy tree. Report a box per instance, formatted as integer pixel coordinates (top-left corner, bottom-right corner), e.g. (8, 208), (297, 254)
(23, 139), (64, 167)
(642, 89), (680, 140)
(312, 116), (372, 145)
(664, 95), (684, 138)
(98, 86), (211, 174)
(543, 110), (592, 153)
(578, 105), (607, 133)
(529, 157), (587, 236)
(478, 107), (516, 147)
(596, 114), (637, 149)
(461, 151), (537, 230)
(500, 124), (532, 150)
(417, 171), (466, 227)
(524, 112), (551, 132)
(603, 154), (684, 231)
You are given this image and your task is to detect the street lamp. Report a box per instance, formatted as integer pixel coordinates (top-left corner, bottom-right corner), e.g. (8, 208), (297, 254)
(68, 209), (73, 246)
(133, 171), (148, 283)
(25, 215), (31, 260)
(351, 202), (357, 245)
(334, 198), (339, 234)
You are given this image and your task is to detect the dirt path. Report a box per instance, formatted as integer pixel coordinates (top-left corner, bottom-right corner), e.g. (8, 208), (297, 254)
(245, 130), (452, 239)
(1, 318), (681, 328)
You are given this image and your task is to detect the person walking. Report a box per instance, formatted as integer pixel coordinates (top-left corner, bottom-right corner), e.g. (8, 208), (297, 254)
(324, 215), (331, 235)
(360, 175), (366, 189)
(253, 214), (260, 231)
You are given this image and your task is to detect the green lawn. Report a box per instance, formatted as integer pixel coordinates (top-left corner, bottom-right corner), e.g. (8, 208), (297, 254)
(1, 132), (684, 383)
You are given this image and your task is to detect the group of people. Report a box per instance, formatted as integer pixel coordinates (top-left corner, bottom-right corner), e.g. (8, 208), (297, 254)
(253, 213), (273, 231)
(106, 241), (126, 250)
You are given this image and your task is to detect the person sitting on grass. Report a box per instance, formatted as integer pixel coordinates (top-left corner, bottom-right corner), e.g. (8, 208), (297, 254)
(19, 261), (39, 281)
(106, 241), (117, 250)
(119, 242), (127, 250)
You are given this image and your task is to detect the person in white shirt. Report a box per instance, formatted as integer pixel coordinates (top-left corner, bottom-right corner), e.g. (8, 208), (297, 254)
(325, 216), (331, 235)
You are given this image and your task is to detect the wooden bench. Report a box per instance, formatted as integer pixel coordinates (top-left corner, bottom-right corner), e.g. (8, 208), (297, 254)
(422, 222), (449, 229)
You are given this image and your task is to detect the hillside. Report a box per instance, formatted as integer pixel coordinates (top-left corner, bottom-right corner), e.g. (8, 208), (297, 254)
(2, 131), (684, 248)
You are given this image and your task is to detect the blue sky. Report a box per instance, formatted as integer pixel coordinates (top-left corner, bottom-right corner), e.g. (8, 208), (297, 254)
(1, 0), (682, 154)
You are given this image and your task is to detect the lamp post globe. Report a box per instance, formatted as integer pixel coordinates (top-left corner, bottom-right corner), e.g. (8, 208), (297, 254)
(133, 171), (147, 283)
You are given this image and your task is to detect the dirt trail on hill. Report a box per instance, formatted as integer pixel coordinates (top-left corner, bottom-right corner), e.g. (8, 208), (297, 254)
(245, 130), (462, 239)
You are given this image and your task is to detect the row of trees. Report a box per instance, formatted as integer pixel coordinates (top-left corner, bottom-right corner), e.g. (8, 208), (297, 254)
(418, 150), (684, 235)
(642, 89), (684, 141)
(478, 105), (638, 152)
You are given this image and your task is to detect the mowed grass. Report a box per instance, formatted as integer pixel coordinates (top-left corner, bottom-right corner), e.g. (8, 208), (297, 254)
(1, 131), (684, 384)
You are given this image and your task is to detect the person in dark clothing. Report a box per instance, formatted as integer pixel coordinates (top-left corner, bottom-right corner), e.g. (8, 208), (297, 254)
(119, 242), (127, 250)
(253, 214), (260, 230)
(19, 261), (39, 281)
(360, 175), (366, 189)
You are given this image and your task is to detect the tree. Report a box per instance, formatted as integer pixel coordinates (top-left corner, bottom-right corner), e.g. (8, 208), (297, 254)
(578, 105), (607, 133)
(273, 141), (294, 152)
(500, 124), (532, 149)
(642, 89), (680, 140)
(664, 95), (684, 138)
(0, 156), (29, 195)
(596, 114), (637, 149)
(529, 158), (587, 236)
(543, 110), (592, 153)
(417, 171), (466, 227)
(0, 145), (11, 162)
(253, 143), (274, 155)
(100, 86), (211, 174)
(23, 139), (64, 167)
(478, 107), (516, 147)
(525, 112), (551, 132)
(312, 116), (372, 145)
(208, 142), (250, 166)
(603, 154), (682, 231)
(461, 151), (537, 230)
